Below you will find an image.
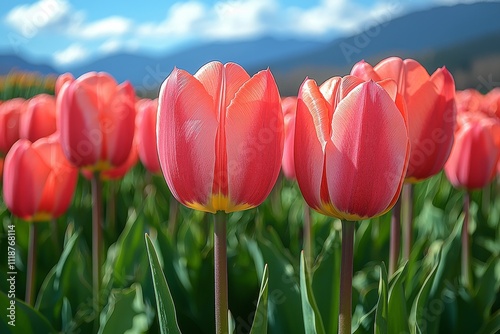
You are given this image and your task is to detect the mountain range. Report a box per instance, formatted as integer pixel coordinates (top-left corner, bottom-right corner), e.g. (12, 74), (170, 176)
(1, 1), (500, 96)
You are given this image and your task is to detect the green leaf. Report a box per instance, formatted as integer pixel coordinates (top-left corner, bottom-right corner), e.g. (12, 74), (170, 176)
(145, 234), (182, 334)
(474, 255), (500, 320)
(409, 258), (439, 334)
(300, 252), (326, 334)
(374, 263), (388, 334)
(98, 283), (153, 334)
(0, 291), (56, 334)
(35, 228), (91, 330)
(388, 262), (409, 334)
(249, 264), (269, 334)
(476, 310), (500, 334)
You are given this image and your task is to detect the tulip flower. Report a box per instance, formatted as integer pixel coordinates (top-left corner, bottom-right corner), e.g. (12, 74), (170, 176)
(157, 61), (283, 334)
(136, 98), (161, 174)
(55, 72), (74, 96)
(444, 113), (500, 289)
(295, 76), (409, 220)
(281, 96), (297, 180)
(351, 58), (456, 270)
(57, 71), (135, 310)
(20, 94), (57, 141)
(294, 75), (409, 334)
(157, 61), (283, 214)
(351, 57), (456, 181)
(444, 114), (500, 190)
(0, 98), (26, 156)
(57, 71), (136, 171)
(3, 135), (78, 221)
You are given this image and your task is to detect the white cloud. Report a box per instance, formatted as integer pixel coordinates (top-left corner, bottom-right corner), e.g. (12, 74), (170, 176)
(53, 43), (88, 66)
(137, 2), (205, 37)
(77, 16), (133, 39)
(99, 39), (121, 54)
(4, 0), (73, 38)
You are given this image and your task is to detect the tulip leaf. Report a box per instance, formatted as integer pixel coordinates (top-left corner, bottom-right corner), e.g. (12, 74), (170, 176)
(0, 291), (56, 334)
(249, 264), (269, 334)
(409, 257), (439, 334)
(98, 283), (153, 334)
(145, 234), (182, 334)
(388, 262), (409, 333)
(474, 255), (500, 319)
(374, 263), (388, 334)
(300, 252), (326, 334)
(476, 310), (500, 334)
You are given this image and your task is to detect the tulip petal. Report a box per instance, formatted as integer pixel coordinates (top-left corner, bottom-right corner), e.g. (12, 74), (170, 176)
(294, 79), (330, 211)
(350, 60), (381, 82)
(327, 81), (408, 219)
(225, 69), (283, 211)
(374, 57), (405, 93)
(157, 68), (218, 211)
(403, 59), (431, 99)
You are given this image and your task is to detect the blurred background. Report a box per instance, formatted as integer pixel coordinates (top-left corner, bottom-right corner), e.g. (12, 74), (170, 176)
(1, 0), (500, 96)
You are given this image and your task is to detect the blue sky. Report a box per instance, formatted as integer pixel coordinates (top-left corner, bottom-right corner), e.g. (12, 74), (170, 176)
(0, 0), (484, 69)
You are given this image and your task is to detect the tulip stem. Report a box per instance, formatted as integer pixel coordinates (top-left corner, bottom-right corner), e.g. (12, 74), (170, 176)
(389, 196), (402, 276)
(462, 191), (472, 289)
(402, 184), (414, 262)
(91, 172), (104, 315)
(25, 222), (37, 305)
(214, 211), (228, 334)
(303, 203), (313, 273)
(168, 196), (179, 238)
(339, 220), (355, 334)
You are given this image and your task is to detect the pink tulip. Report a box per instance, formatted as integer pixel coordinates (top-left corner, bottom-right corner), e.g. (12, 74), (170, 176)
(20, 94), (57, 141)
(351, 57), (456, 182)
(157, 61), (283, 213)
(55, 73), (75, 96)
(0, 98), (26, 156)
(81, 143), (138, 181)
(136, 98), (161, 174)
(2, 134), (78, 221)
(445, 114), (500, 190)
(281, 96), (297, 180)
(57, 72), (136, 171)
(294, 75), (410, 220)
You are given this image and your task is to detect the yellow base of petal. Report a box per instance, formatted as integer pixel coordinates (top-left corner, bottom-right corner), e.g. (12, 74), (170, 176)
(30, 212), (54, 222)
(186, 193), (254, 214)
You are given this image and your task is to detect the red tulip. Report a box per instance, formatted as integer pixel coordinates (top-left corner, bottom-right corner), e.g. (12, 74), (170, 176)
(0, 98), (26, 156)
(455, 88), (484, 114)
(81, 143), (138, 181)
(444, 114), (500, 190)
(55, 73), (74, 96)
(281, 96), (297, 180)
(136, 98), (161, 174)
(57, 72), (136, 171)
(294, 75), (410, 220)
(20, 94), (57, 141)
(351, 57), (456, 182)
(157, 61), (283, 213)
(2, 134), (78, 221)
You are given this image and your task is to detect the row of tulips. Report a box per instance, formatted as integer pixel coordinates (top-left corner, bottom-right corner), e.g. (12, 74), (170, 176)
(1, 57), (500, 334)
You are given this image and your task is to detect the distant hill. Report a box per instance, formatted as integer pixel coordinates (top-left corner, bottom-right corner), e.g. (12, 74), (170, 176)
(1, 2), (500, 96)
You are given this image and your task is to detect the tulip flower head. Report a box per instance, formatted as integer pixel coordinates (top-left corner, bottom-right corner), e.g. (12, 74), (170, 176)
(57, 72), (136, 172)
(294, 75), (410, 221)
(351, 57), (456, 182)
(20, 94), (57, 141)
(157, 61), (284, 213)
(444, 114), (500, 190)
(3, 134), (78, 221)
(0, 98), (26, 156)
(136, 98), (161, 174)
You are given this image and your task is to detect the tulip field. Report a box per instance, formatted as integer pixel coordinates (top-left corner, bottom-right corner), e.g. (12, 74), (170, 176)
(0, 59), (500, 334)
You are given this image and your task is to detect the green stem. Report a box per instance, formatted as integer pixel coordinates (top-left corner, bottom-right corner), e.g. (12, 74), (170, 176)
(303, 203), (313, 271)
(402, 184), (414, 261)
(214, 211), (228, 334)
(462, 191), (471, 289)
(168, 196), (179, 238)
(389, 196), (402, 276)
(339, 220), (355, 334)
(91, 172), (104, 315)
(25, 223), (37, 305)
